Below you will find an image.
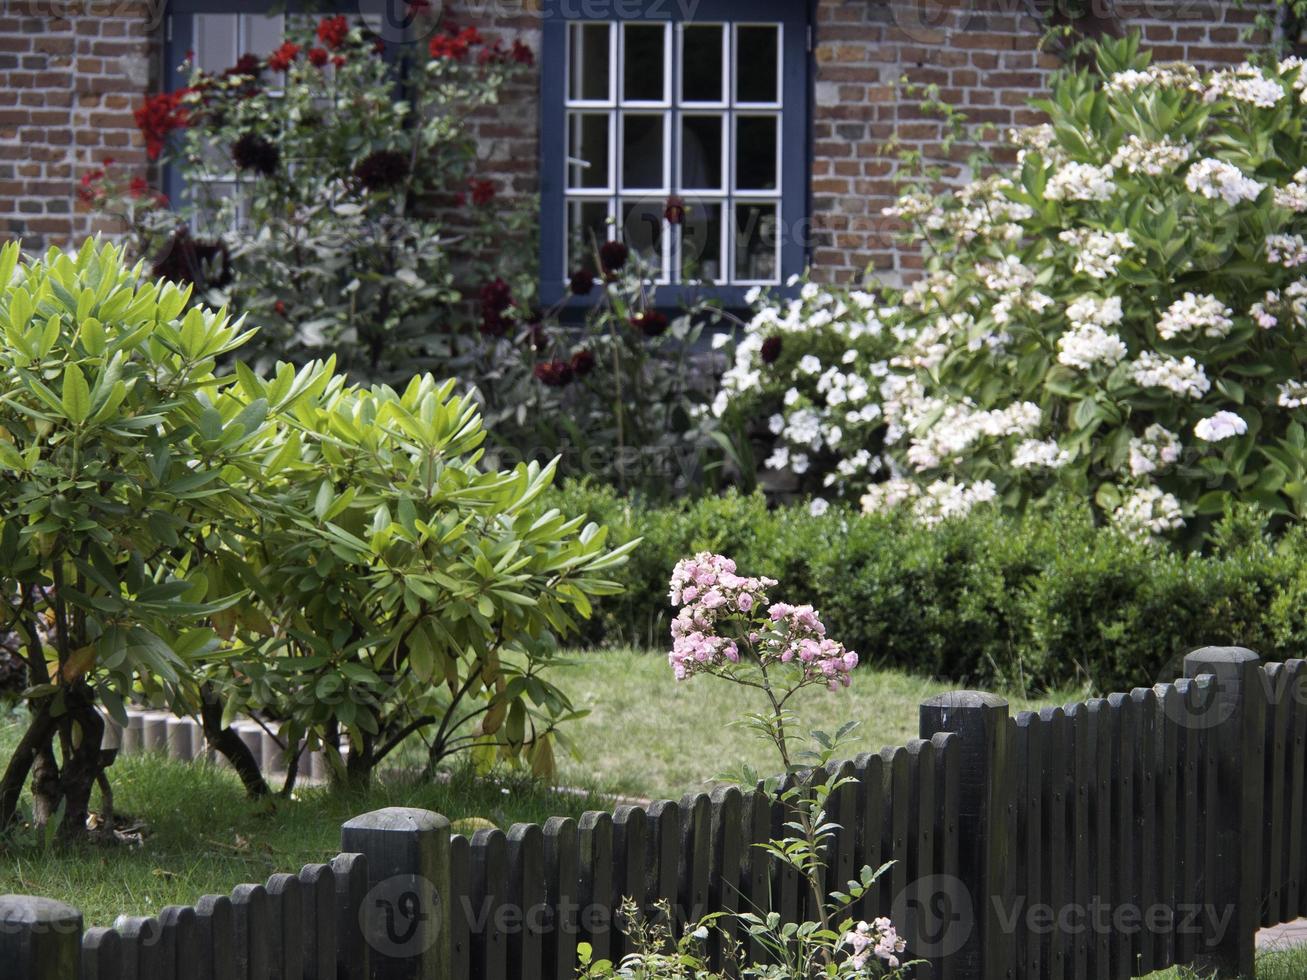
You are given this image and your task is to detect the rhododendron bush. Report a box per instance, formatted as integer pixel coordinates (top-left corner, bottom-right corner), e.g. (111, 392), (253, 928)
(729, 35), (1307, 540)
(104, 14), (534, 380)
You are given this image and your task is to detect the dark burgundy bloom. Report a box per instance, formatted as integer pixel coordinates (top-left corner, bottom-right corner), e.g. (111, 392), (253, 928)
(231, 133), (279, 176)
(534, 360), (574, 386)
(630, 310), (669, 338)
(480, 278), (514, 336)
(308, 47), (330, 67)
(664, 195), (686, 225)
(274, 300), (287, 315)
(317, 15), (350, 50)
(570, 349), (595, 377)
(267, 42), (300, 72)
(511, 40), (534, 65)
(760, 335), (783, 364)
(569, 268), (596, 296)
(599, 240), (629, 274)
(224, 53), (262, 78)
(468, 178), (495, 206)
(152, 227), (233, 290)
(354, 149), (410, 191)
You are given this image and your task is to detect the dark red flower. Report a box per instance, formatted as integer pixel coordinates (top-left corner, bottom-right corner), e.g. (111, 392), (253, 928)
(570, 349), (595, 377)
(468, 178), (495, 206)
(128, 176), (150, 198)
(267, 42), (300, 72)
(317, 15), (350, 50)
(534, 360), (573, 386)
(76, 169), (105, 206)
(134, 90), (190, 160)
(308, 47), (330, 67)
(225, 53), (262, 78)
(354, 149), (409, 191)
(760, 335), (783, 364)
(274, 300), (287, 315)
(599, 240), (629, 274)
(665, 195), (686, 225)
(333, 55), (347, 68)
(480, 278), (514, 336)
(511, 40), (534, 65)
(429, 24), (482, 61)
(631, 310), (669, 337)
(569, 268), (596, 296)
(231, 133), (279, 176)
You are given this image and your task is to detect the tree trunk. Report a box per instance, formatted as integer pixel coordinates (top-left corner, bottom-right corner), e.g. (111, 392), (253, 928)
(343, 731), (374, 790)
(56, 688), (105, 839)
(0, 698), (56, 830)
(198, 684), (270, 798)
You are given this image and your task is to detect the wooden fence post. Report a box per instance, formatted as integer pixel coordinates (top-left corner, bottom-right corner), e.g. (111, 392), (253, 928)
(0, 895), (82, 980)
(341, 807), (451, 980)
(1184, 646), (1265, 980)
(920, 691), (1013, 980)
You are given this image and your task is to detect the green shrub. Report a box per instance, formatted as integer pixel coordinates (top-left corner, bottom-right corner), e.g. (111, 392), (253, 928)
(552, 483), (1306, 694)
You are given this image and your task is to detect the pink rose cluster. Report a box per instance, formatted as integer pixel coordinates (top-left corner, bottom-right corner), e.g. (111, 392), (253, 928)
(843, 917), (907, 971)
(765, 602), (859, 689)
(668, 553), (859, 689)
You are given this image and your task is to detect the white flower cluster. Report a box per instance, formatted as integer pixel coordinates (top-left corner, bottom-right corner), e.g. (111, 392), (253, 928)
(1266, 233), (1307, 268)
(1057, 294), (1128, 371)
(1011, 438), (1070, 470)
(1194, 410), (1248, 442)
(1250, 279), (1307, 329)
(1112, 485), (1185, 539)
(860, 477), (998, 528)
(1129, 352), (1211, 399)
(1278, 380), (1307, 408)
(1045, 162), (1117, 202)
(1274, 168), (1307, 211)
(1009, 123), (1064, 165)
(893, 395), (1043, 473)
(1155, 292), (1234, 340)
(1109, 135), (1193, 176)
(974, 254), (1054, 325)
(1127, 424), (1182, 477)
(1103, 63), (1199, 94)
(884, 177), (1033, 245)
(1058, 228), (1134, 279)
(1202, 66), (1285, 108)
(1184, 158), (1265, 206)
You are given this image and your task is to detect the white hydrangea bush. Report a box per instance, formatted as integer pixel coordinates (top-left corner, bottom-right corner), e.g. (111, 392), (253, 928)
(712, 278), (898, 500)
(739, 35), (1307, 539)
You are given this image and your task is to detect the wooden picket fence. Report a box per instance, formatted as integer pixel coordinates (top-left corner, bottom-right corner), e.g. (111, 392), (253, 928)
(1, 646), (1304, 979)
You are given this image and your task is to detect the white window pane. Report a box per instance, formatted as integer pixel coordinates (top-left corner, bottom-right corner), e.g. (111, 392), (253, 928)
(621, 113), (665, 191)
(241, 14), (285, 58)
(619, 198), (663, 270)
(736, 25), (779, 103)
(568, 113), (611, 190)
(682, 25), (723, 103)
(194, 15), (237, 73)
(734, 202), (778, 282)
(735, 115), (778, 191)
(623, 23), (665, 102)
(569, 23), (611, 102)
(681, 199), (722, 283)
(681, 114), (723, 191)
(567, 199), (610, 273)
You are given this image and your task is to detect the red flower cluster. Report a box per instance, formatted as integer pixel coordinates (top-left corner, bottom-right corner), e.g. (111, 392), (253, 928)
(534, 360), (573, 386)
(267, 42), (301, 72)
(480, 277), (514, 336)
(760, 335), (783, 364)
(429, 24), (482, 61)
(134, 90), (190, 160)
(76, 168), (106, 206)
(570, 268), (596, 297)
(468, 178), (495, 206)
(630, 310), (669, 337)
(599, 241), (628, 274)
(478, 39), (534, 66)
(317, 15), (350, 50)
(308, 47), (330, 67)
(570, 349), (595, 377)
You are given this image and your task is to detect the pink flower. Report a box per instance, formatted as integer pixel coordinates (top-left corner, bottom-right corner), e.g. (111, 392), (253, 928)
(737, 593), (754, 613)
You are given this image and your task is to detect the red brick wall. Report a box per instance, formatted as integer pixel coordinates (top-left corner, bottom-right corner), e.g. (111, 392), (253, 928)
(809, 0), (1273, 285)
(0, 0), (158, 250)
(0, 0), (1273, 284)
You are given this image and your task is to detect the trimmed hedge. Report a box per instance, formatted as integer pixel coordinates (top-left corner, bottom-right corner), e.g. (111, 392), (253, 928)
(549, 483), (1305, 695)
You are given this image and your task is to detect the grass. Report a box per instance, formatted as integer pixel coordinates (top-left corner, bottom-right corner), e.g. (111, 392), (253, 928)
(1143, 945), (1307, 977)
(0, 734), (597, 926)
(553, 648), (1067, 800)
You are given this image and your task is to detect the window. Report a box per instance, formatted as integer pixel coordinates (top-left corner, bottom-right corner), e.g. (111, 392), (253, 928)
(540, 1), (810, 307)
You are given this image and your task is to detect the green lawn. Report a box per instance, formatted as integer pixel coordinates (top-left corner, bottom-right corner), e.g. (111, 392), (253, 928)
(553, 648), (1067, 799)
(1144, 945), (1307, 978)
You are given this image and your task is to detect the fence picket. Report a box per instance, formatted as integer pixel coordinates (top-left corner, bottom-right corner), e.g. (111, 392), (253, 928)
(1154, 686), (1179, 969)
(930, 732), (959, 980)
(708, 785), (743, 971)
(1263, 664), (1290, 927)
(880, 746), (909, 922)
(645, 800), (681, 923)
(769, 774), (801, 928)
(1037, 706), (1069, 980)
(577, 811), (614, 963)
(229, 885), (268, 980)
(1014, 712), (1041, 980)
(158, 906), (197, 980)
(469, 829), (508, 980)
(1129, 687), (1159, 973)
(1086, 700), (1112, 980)
(264, 872), (302, 980)
(1173, 680), (1202, 967)
(297, 863), (338, 980)
(194, 895), (235, 980)
(680, 793), (713, 928)
(1285, 661), (1306, 918)
(739, 788), (772, 964)
(508, 823), (545, 980)
(82, 926), (123, 980)
(330, 852), (368, 980)
(852, 752), (884, 921)
(543, 817), (579, 979)
(611, 805), (647, 961)
(1066, 702), (1090, 980)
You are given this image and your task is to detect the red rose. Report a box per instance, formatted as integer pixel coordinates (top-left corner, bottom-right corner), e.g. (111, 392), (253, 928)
(274, 300), (287, 315)
(760, 335), (783, 364)
(317, 15), (349, 50)
(469, 178), (495, 206)
(533, 360), (574, 387)
(134, 90), (190, 160)
(570, 349), (596, 377)
(511, 40), (534, 65)
(267, 42), (300, 72)
(479, 278), (514, 336)
(599, 241), (629, 274)
(569, 268), (596, 297)
(664, 195), (686, 225)
(631, 310), (669, 337)
(308, 47), (329, 67)
(128, 176), (150, 198)
(429, 24), (482, 61)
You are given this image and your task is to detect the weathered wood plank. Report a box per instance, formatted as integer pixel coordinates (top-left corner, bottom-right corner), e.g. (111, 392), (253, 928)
(543, 817), (579, 980)
(611, 805), (647, 961)
(330, 852), (369, 980)
(577, 812), (614, 964)
(708, 785), (744, 971)
(81, 926), (122, 980)
(507, 823), (545, 980)
(469, 829), (508, 980)
(194, 895), (235, 980)
(297, 863), (338, 980)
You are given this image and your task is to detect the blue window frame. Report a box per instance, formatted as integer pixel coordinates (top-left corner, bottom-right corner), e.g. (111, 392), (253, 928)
(539, 0), (812, 310)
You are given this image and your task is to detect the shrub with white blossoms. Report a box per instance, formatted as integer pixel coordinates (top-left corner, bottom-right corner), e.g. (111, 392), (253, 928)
(851, 34), (1307, 538)
(714, 278), (899, 496)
